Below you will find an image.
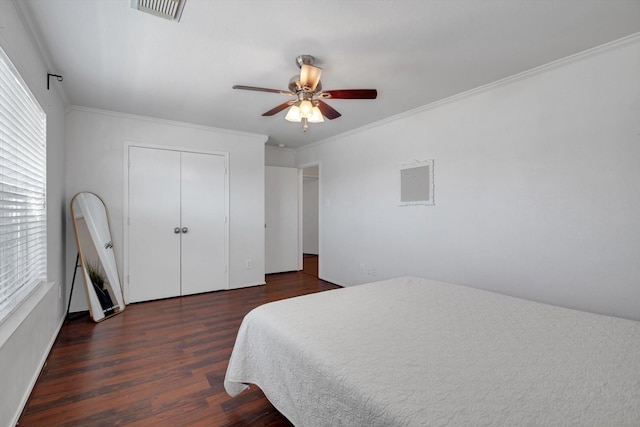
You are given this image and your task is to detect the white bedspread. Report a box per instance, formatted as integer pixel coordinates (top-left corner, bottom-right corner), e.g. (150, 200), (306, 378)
(224, 277), (640, 426)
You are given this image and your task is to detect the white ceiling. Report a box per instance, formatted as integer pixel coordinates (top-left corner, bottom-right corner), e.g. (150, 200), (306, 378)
(17, 0), (640, 149)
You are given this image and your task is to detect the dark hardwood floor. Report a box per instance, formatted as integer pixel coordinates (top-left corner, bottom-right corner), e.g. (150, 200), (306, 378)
(302, 254), (318, 278)
(19, 258), (334, 426)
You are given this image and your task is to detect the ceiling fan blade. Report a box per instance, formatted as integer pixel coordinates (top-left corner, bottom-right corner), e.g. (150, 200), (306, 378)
(233, 85), (295, 96)
(319, 89), (377, 99)
(262, 101), (295, 116)
(300, 64), (322, 92)
(316, 100), (341, 120)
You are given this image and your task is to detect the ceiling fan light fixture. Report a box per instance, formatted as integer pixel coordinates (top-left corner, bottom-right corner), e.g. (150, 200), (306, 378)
(233, 54), (377, 132)
(285, 105), (302, 122)
(285, 102), (324, 126)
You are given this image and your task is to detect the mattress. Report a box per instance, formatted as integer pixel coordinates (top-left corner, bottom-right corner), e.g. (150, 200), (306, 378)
(224, 276), (640, 426)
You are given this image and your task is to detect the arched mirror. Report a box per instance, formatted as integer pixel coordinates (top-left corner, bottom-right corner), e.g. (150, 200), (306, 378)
(71, 192), (125, 321)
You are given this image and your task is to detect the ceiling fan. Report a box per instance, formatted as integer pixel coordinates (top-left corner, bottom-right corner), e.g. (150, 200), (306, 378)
(233, 55), (377, 132)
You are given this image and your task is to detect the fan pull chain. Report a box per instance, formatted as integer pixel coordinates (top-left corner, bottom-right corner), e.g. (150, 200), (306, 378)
(303, 118), (309, 132)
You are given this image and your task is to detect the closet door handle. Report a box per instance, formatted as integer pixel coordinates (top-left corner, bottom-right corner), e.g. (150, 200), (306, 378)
(181, 227), (189, 234)
(174, 227), (181, 234)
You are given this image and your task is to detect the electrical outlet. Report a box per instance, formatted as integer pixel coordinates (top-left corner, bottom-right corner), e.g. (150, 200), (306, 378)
(245, 259), (252, 269)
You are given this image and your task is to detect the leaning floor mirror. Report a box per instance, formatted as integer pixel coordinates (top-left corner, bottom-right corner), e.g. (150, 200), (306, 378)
(71, 192), (125, 321)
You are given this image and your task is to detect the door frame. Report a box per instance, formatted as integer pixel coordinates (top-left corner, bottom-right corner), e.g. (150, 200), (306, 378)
(123, 141), (230, 304)
(298, 161), (321, 277)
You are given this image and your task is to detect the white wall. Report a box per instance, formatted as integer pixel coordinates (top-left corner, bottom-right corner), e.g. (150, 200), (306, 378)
(303, 178), (319, 254)
(0, 2), (67, 426)
(297, 36), (640, 320)
(265, 145), (296, 167)
(65, 107), (267, 311)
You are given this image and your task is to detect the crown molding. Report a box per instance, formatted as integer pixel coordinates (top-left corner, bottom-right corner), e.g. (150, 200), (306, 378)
(66, 105), (269, 143)
(297, 31), (640, 153)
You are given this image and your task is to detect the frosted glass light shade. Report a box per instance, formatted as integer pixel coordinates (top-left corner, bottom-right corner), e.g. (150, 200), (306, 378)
(299, 100), (313, 118)
(285, 105), (302, 122)
(300, 64), (322, 91)
(308, 106), (324, 123)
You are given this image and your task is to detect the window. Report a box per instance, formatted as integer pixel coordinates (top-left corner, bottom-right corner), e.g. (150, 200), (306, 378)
(0, 46), (47, 323)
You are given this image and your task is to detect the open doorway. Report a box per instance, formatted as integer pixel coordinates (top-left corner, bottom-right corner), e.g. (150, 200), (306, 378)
(302, 165), (319, 277)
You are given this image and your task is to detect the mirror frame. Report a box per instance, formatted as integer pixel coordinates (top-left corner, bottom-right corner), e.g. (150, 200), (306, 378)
(70, 192), (125, 321)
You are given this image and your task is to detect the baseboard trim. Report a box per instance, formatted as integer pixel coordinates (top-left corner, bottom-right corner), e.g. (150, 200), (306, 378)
(228, 281), (265, 290)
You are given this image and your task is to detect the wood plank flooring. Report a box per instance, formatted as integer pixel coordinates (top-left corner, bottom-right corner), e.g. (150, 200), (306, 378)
(19, 258), (336, 426)
(302, 254), (318, 278)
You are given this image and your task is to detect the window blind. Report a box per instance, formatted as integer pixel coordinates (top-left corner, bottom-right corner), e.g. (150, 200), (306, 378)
(0, 46), (47, 322)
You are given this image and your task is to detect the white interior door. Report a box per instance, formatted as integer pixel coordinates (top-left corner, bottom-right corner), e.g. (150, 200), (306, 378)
(181, 152), (227, 294)
(128, 147), (181, 302)
(265, 166), (299, 274)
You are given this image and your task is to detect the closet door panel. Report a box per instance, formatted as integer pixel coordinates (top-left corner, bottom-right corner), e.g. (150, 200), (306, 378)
(128, 147), (182, 302)
(180, 152), (227, 294)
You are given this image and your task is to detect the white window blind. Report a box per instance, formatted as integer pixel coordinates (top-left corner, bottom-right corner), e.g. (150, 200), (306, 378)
(0, 46), (47, 323)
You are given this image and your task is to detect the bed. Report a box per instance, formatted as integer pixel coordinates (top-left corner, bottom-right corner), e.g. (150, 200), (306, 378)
(224, 276), (640, 426)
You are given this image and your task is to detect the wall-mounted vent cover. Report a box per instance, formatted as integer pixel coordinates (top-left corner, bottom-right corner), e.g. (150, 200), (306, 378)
(131, 0), (186, 22)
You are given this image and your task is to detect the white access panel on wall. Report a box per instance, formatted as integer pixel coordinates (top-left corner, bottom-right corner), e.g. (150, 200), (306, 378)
(265, 166), (299, 274)
(127, 146), (228, 303)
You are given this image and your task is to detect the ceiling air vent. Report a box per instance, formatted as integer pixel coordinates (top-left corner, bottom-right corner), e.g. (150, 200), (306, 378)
(131, 0), (187, 22)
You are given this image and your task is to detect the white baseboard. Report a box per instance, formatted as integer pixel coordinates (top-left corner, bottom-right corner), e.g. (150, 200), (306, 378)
(229, 281), (266, 290)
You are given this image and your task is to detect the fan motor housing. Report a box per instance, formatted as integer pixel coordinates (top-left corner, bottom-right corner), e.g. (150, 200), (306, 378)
(289, 75), (321, 94)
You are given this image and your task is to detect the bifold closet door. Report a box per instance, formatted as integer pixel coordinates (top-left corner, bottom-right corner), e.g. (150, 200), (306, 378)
(128, 147), (182, 302)
(128, 147), (227, 303)
(180, 152), (226, 295)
